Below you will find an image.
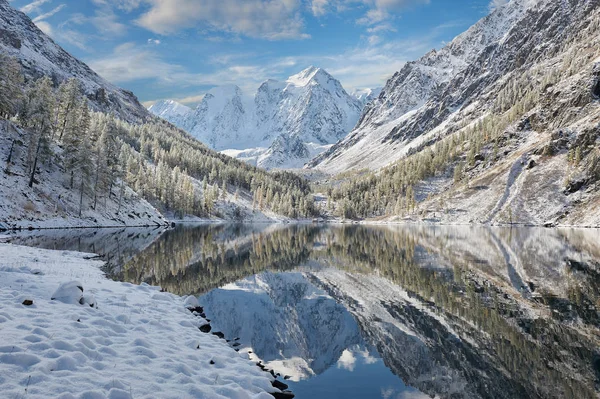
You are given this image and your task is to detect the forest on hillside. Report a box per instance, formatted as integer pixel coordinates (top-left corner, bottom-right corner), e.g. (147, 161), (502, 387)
(0, 53), (317, 221)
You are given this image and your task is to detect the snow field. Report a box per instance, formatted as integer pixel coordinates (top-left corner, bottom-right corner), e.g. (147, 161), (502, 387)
(0, 243), (276, 399)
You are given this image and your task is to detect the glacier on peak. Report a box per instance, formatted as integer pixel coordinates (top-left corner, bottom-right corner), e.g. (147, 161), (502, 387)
(148, 66), (363, 169)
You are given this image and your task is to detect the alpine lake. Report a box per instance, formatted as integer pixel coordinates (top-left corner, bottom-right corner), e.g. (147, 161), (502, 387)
(8, 224), (600, 399)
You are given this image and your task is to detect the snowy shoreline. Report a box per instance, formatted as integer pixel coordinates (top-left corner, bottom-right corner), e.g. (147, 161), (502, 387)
(3, 218), (600, 232)
(0, 243), (287, 399)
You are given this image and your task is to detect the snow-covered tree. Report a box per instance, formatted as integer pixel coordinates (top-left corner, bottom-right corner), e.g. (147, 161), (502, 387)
(0, 53), (23, 118)
(21, 77), (55, 187)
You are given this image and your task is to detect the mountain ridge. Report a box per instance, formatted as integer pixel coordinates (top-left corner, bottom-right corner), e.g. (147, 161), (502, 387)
(0, 0), (151, 123)
(148, 66), (363, 169)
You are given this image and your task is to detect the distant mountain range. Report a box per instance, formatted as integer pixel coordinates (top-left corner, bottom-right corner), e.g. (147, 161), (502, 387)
(148, 66), (365, 169)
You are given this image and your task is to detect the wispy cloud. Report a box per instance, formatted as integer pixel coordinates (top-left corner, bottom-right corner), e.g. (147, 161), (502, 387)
(19, 0), (51, 13)
(88, 42), (186, 83)
(32, 4), (66, 22)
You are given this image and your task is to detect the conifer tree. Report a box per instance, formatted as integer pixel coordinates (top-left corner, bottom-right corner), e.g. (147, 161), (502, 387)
(21, 77), (55, 188)
(0, 53), (23, 118)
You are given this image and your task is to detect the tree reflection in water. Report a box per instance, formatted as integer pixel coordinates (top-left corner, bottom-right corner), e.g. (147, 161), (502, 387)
(15, 224), (599, 398)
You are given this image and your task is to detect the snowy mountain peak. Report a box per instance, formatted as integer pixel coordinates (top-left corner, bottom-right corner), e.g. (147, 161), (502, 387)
(149, 67), (363, 169)
(148, 100), (190, 120)
(352, 87), (383, 106)
(287, 66), (330, 87)
(206, 84), (244, 98)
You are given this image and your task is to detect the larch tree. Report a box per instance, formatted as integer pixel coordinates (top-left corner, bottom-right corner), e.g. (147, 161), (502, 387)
(0, 53), (23, 119)
(21, 76), (55, 188)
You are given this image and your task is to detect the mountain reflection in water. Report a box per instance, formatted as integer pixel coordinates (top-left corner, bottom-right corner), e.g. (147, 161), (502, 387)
(10, 224), (600, 399)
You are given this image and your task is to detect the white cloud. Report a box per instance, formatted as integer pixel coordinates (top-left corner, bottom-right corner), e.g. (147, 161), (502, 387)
(135, 0), (309, 40)
(34, 20), (53, 35)
(91, 8), (127, 36)
(88, 42), (185, 83)
(311, 0), (329, 16)
(336, 349), (357, 372)
(311, 0), (430, 26)
(147, 38), (161, 45)
(488, 0), (509, 11)
(92, 0), (144, 12)
(19, 0), (51, 13)
(32, 4), (66, 23)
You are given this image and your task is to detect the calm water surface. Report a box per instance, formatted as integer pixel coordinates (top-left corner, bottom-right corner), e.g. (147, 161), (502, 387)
(8, 224), (600, 399)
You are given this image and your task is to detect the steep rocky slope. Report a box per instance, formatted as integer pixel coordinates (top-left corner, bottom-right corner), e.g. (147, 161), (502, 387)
(0, 0), (151, 123)
(149, 67), (362, 169)
(310, 0), (600, 226)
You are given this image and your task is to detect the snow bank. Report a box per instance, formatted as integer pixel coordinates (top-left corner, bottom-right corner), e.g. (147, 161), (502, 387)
(0, 243), (276, 399)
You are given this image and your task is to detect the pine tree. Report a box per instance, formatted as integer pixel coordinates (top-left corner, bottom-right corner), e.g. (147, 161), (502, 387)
(574, 146), (582, 166)
(0, 53), (23, 118)
(21, 77), (55, 188)
(55, 78), (82, 140)
(63, 98), (88, 188)
(453, 162), (464, 183)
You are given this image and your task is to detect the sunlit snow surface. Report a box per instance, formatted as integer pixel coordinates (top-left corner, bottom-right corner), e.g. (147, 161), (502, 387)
(0, 243), (276, 399)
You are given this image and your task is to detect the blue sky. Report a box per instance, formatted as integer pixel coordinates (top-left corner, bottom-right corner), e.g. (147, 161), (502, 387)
(12, 0), (505, 106)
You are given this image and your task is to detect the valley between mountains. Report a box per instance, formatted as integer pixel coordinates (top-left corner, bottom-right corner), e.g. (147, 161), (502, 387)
(1, 0), (600, 228)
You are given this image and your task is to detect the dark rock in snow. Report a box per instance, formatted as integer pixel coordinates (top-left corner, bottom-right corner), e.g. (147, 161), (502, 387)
(564, 179), (586, 194)
(22, 299), (33, 306)
(270, 391), (295, 399)
(271, 380), (289, 391)
(212, 331), (225, 339)
(199, 324), (212, 333)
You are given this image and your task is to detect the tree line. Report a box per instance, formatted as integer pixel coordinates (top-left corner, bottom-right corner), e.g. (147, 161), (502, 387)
(0, 53), (317, 220)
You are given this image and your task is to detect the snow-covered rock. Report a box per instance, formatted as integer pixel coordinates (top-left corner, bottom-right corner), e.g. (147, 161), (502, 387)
(149, 66), (363, 169)
(50, 280), (85, 305)
(0, 243), (277, 399)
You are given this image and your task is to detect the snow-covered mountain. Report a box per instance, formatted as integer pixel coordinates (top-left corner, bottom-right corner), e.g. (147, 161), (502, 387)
(352, 87), (382, 106)
(0, 0), (151, 123)
(147, 100), (191, 126)
(308, 0), (600, 174)
(149, 66), (363, 169)
(201, 272), (362, 381)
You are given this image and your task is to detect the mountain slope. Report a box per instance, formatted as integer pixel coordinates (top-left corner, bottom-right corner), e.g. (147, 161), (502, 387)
(312, 0), (600, 226)
(308, 0), (598, 173)
(0, 0), (150, 123)
(0, 0), (319, 227)
(149, 67), (363, 169)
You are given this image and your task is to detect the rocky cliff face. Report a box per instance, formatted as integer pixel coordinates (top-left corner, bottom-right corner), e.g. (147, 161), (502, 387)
(0, 0), (151, 123)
